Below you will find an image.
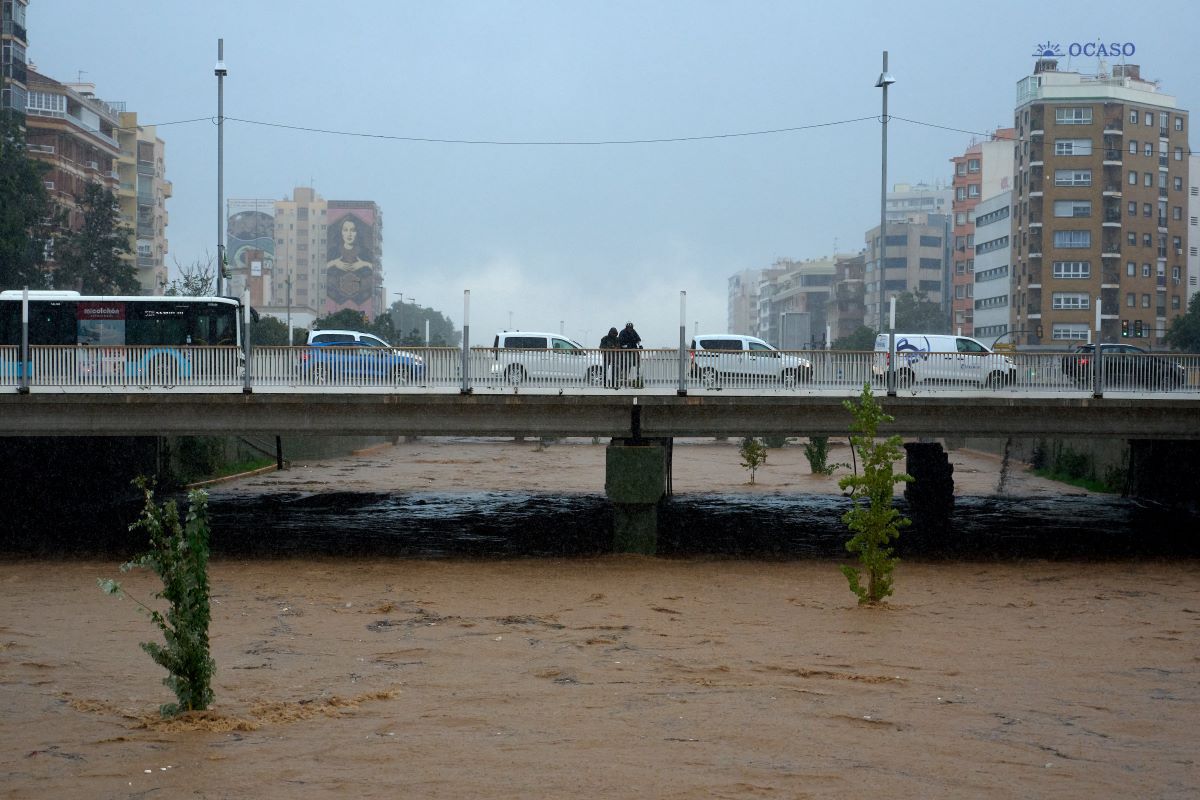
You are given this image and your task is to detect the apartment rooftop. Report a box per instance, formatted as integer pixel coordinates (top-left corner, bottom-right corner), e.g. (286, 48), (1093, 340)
(1016, 60), (1178, 109)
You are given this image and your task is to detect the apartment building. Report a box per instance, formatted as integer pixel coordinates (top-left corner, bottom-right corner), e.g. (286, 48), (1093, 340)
(887, 181), (952, 223)
(971, 192), (1012, 343)
(1190, 154), (1199, 308)
(117, 111), (170, 293)
(863, 215), (951, 330)
(949, 130), (1015, 335)
(230, 190), (384, 330)
(0, 0), (28, 116)
(23, 70), (121, 263)
(1012, 59), (1190, 345)
(755, 256), (847, 348)
(825, 252), (867, 343)
(727, 269), (764, 336)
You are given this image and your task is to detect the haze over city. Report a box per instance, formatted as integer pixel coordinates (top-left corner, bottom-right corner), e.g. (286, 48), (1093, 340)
(28, 0), (1200, 346)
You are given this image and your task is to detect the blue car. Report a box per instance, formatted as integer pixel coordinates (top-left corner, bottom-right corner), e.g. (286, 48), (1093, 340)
(302, 330), (425, 385)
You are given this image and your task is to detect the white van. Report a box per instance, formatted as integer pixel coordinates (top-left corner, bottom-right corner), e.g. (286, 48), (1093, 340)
(491, 331), (604, 386)
(690, 333), (813, 388)
(874, 333), (1016, 388)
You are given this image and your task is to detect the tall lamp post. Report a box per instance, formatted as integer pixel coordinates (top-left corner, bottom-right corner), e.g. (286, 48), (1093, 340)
(215, 39), (227, 297)
(875, 51), (895, 333)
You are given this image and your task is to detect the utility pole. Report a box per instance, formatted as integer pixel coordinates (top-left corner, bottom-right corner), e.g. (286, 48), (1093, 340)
(215, 39), (227, 296)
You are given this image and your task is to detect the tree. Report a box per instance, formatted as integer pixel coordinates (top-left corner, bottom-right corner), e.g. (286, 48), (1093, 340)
(1165, 293), (1200, 353)
(251, 315), (293, 346)
(837, 384), (913, 605)
(739, 436), (768, 484)
(892, 291), (948, 333)
(55, 182), (137, 294)
(164, 254), (216, 297)
(831, 325), (877, 351)
(315, 307), (371, 332)
(0, 110), (55, 290)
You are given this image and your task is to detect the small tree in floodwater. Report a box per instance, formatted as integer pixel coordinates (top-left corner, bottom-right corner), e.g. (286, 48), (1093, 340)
(838, 384), (912, 604)
(739, 436), (768, 484)
(99, 479), (215, 716)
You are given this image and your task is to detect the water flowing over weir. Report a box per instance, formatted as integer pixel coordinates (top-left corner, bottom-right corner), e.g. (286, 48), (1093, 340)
(5, 489), (1198, 561)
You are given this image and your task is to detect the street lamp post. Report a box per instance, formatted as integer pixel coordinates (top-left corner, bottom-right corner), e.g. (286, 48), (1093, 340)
(215, 39), (227, 297)
(876, 51), (895, 333)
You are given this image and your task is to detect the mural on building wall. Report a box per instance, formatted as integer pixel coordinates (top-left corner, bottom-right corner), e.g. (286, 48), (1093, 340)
(227, 201), (275, 304)
(325, 207), (377, 317)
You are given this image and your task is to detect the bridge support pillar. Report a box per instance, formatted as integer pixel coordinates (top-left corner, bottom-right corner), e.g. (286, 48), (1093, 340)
(904, 442), (955, 534)
(1128, 440), (1200, 514)
(606, 438), (670, 554)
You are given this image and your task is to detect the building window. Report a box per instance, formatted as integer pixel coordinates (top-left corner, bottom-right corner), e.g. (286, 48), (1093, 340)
(956, 162), (967, 176)
(1056, 107), (1093, 125)
(1053, 261), (1091, 278)
(1144, 142), (1153, 157)
(1055, 138), (1092, 156)
(955, 212), (967, 225)
(1143, 234), (1152, 247)
(1126, 292), (1135, 307)
(1144, 203), (1153, 217)
(1144, 112), (1153, 126)
(1144, 173), (1153, 187)
(1142, 294), (1151, 308)
(1173, 296), (1181, 310)
(1174, 147), (1183, 161)
(1173, 206), (1183, 221)
(1053, 230), (1091, 248)
(1126, 261), (1136, 276)
(1175, 116), (1184, 131)
(1127, 232), (1137, 246)
(1053, 323), (1089, 341)
(1055, 169), (1092, 186)
(1053, 200), (1091, 217)
(1174, 177), (1183, 191)
(1129, 109), (1139, 124)
(1129, 170), (1138, 185)
(955, 285), (966, 299)
(1129, 139), (1138, 154)
(1142, 263), (1151, 277)
(956, 187), (966, 200)
(1127, 201), (1137, 217)
(968, 159), (981, 172)
(1052, 292), (1090, 310)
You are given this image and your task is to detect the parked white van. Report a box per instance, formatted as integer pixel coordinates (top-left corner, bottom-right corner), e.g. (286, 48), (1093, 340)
(874, 333), (1016, 388)
(491, 331), (604, 386)
(690, 333), (813, 388)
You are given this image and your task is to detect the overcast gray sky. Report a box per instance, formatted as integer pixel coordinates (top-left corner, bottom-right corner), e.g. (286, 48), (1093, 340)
(30, 1), (1199, 347)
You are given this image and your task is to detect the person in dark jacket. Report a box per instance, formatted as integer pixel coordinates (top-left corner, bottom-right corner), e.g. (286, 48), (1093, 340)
(599, 327), (620, 388)
(617, 322), (642, 386)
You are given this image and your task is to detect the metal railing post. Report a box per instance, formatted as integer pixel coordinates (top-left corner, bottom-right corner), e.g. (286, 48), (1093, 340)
(242, 290), (253, 393)
(677, 291), (687, 395)
(18, 288), (30, 394)
(460, 290), (472, 394)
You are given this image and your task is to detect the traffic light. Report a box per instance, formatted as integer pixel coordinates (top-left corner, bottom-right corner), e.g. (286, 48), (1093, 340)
(1134, 320), (1143, 338)
(1121, 320), (1129, 337)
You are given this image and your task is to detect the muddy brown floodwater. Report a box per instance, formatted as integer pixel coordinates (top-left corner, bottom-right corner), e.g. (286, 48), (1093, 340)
(2, 438), (1197, 799)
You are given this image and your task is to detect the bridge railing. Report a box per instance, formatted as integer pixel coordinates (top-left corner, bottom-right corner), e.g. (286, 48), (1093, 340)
(5, 344), (1200, 396)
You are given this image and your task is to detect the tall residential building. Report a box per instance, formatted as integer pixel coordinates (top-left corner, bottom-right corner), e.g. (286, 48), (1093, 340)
(887, 181), (953, 223)
(864, 215), (951, 330)
(117, 110), (171, 293)
(755, 256), (847, 348)
(826, 252), (867, 343)
(1189, 154), (1199, 308)
(229, 190), (384, 331)
(23, 70), (121, 267)
(971, 192), (1013, 343)
(727, 269), (763, 335)
(1012, 60), (1190, 345)
(0, 0), (27, 116)
(949, 129), (1015, 335)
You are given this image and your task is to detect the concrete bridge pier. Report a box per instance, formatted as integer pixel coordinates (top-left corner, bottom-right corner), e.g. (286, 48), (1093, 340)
(903, 442), (955, 536)
(605, 437), (672, 553)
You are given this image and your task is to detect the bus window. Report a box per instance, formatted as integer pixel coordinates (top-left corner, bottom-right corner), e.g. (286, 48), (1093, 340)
(77, 302), (126, 346)
(31, 302), (77, 345)
(127, 304), (187, 346)
(193, 309), (237, 346)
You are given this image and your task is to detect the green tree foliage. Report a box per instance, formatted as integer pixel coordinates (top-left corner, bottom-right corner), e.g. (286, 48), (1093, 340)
(314, 300), (462, 347)
(251, 315), (292, 346)
(163, 255), (216, 297)
(831, 325), (877, 351)
(1165, 293), (1200, 352)
(316, 307), (371, 332)
(99, 479), (215, 716)
(55, 182), (137, 294)
(0, 110), (55, 290)
(803, 436), (848, 476)
(837, 384), (913, 605)
(739, 436), (768, 484)
(892, 290), (948, 333)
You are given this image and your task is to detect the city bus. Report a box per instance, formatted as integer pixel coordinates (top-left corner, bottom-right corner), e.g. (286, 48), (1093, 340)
(0, 291), (246, 387)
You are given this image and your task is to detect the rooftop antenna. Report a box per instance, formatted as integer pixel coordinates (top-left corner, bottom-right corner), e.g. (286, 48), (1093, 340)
(76, 70), (87, 82)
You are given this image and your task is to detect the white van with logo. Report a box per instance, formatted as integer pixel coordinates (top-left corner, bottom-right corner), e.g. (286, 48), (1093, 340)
(874, 333), (1016, 388)
(690, 333), (813, 388)
(491, 331), (604, 386)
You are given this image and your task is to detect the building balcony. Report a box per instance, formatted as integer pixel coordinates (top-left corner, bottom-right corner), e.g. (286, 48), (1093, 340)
(1103, 150), (1122, 164)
